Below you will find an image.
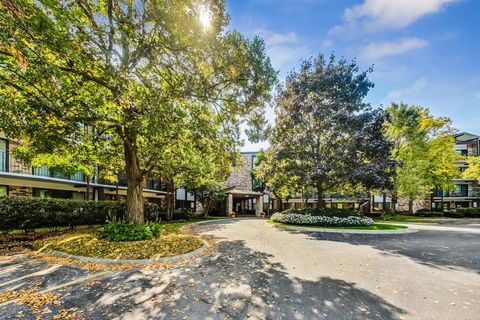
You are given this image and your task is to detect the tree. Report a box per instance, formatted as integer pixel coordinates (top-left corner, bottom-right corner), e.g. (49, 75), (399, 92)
(258, 54), (394, 209)
(12, 124), (122, 200)
(0, 0), (276, 223)
(463, 157), (480, 206)
(256, 149), (302, 201)
(464, 157), (480, 181)
(385, 103), (458, 213)
(182, 148), (239, 217)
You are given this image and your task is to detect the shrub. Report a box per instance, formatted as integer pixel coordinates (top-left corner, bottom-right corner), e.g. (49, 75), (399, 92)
(270, 212), (374, 227)
(98, 221), (162, 241)
(444, 211), (465, 218)
(381, 214), (408, 221)
(174, 208), (196, 220)
(414, 211), (444, 217)
(144, 202), (163, 222)
(416, 209), (431, 213)
(0, 196), (162, 232)
(366, 211), (383, 218)
(280, 208), (359, 218)
(456, 207), (480, 217)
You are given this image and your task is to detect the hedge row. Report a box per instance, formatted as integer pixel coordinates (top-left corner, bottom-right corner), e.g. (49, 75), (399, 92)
(452, 207), (480, 217)
(281, 207), (359, 218)
(388, 208), (480, 219)
(271, 212), (374, 227)
(0, 196), (162, 232)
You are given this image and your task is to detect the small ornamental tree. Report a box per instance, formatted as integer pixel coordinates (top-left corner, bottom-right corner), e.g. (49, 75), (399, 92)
(258, 54), (394, 209)
(0, 0), (276, 223)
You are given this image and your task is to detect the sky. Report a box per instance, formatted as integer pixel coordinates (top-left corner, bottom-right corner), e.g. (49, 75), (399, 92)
(226, 0), (480, 151)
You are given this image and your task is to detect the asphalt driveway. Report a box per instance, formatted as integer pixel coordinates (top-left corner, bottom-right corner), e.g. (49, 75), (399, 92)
(0, 219), (479, 319)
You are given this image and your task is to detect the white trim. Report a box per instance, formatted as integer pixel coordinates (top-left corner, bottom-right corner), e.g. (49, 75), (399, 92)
(0, 171), (167, 194)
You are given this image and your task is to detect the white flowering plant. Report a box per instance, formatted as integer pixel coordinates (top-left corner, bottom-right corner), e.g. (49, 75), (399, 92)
(270, 212), (374, 227)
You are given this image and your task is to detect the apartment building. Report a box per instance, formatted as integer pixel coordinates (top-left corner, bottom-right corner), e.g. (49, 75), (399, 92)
(207, 152), (271, 216)
(432, 132), (480, 210)
(262, 132), (480, 213)
(3, 132), (478, 215)
(0, 135), (169, 204)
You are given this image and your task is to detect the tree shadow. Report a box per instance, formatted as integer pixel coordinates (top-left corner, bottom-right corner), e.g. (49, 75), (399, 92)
(18, 238), (408, 319)
(286, 228), (480, 273)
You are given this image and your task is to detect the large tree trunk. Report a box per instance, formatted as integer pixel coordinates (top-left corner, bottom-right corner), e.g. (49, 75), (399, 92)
(85, 176), (90, 201)
(124, 140), (145, 224)
(316, 183), (325, 209)
(165, 177), (175, 221)
(197, 190), (209, 217)
(391, 191), (397, 214)
(204, 198), (212, 217)
(408, 199), (413, 215)
(382, 192), (387, 213)
(277, 198), (282, 212)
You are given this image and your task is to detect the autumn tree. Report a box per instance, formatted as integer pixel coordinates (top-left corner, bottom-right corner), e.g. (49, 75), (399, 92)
(464, 157), (480, 181)
(0, 0), (276, 223)
(462, 157), (480, 205)
(258, 54), (394, 209)
(385, 103), (458, 213)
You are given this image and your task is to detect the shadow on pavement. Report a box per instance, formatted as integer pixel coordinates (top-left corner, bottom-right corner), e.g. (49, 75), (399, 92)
(0, 219), (409, 319)
(283, 228), (480, 273)
(3, 240), (406, 319)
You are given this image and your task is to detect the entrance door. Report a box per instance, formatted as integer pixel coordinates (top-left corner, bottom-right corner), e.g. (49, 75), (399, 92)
(233, 197), (255, 215)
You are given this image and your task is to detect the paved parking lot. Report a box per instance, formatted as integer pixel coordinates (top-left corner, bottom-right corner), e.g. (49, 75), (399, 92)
(0, 219), (479, 319)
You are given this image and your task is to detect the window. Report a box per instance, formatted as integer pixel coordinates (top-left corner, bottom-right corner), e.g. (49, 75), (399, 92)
(33, 188), (74, 199)
(453, 184), (468, 197)
(0, 139), (6, 172)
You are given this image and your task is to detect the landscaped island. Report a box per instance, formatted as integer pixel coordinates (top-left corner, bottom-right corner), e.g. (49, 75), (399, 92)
(35, 222), (204, 259)
(36, 222), (203, 260)
(269, 208), (407, 231)
(271, 208), (374, 226)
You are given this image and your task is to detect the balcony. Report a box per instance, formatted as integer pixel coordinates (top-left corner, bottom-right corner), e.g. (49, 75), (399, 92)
(1, 150), (166, 192)
(0, 151), (85, 182)
(96, 177), (167, 192)
(434, 186), (470, 198)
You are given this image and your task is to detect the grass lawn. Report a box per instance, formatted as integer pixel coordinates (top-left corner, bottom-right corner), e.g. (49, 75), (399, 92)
(267, 220), (408, 230)
(373, 216), (446, 224)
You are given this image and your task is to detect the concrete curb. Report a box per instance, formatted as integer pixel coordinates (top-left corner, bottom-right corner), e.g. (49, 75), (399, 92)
(42, 240), (209, 265)
(271, 223), (418, 235)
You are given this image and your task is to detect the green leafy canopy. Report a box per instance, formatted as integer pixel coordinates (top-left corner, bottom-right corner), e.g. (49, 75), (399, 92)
(0, 0), (277, 222)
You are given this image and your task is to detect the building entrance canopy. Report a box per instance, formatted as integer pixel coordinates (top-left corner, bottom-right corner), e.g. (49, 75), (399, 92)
(225, 188), (264, 216)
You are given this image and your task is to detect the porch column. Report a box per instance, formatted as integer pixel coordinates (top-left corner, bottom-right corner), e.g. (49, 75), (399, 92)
(226, 193), (233, 215)
(256, 195), (263, 216)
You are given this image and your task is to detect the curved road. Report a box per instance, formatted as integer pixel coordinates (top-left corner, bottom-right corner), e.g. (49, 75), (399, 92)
(0, 218), (479, 319)
(190, 218), (480, 319)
